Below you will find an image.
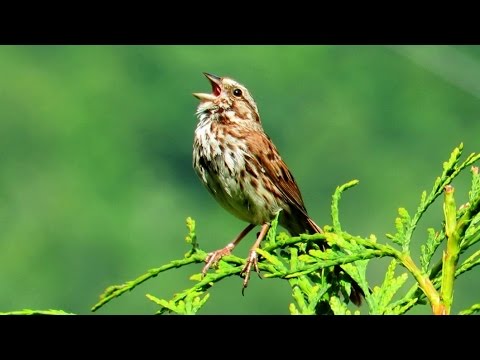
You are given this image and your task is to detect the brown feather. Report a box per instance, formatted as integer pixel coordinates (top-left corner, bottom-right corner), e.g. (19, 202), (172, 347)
(247, 131), (310, 218)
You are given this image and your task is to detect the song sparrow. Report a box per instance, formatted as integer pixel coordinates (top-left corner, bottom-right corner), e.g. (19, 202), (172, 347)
(192, 73), (364, 306)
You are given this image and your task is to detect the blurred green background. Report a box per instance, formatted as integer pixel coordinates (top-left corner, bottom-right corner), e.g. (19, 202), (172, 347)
(1, 45), (479, 315)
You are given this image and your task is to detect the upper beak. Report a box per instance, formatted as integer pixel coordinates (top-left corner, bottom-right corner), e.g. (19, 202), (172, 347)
(193, 72), (222, 101)
(203, 72), (221, 84)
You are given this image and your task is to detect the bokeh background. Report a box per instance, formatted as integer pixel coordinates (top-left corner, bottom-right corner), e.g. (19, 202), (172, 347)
(1, 45), (479, 315)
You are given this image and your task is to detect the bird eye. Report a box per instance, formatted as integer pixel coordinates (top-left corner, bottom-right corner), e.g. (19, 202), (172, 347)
(233, 88), (243, 97)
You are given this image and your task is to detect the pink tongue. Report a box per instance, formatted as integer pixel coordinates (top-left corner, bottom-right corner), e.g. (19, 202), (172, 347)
(212, 83), (221, 96)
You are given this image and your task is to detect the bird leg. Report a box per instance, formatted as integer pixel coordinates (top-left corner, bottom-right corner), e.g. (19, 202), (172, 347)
(240, 223), (270, 294)
(201, 223), (255, 277)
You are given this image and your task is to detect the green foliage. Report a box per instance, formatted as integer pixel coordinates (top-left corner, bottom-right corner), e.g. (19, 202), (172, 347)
(329, 296), (359, 315)
(331, 180), (359, 232)
(147, 292), (210, 315)
(456, 250), (480, 277)
(3, 144), (480, 314)
(388, 207), (412, 251)
(87, 144), (480, 315)
(91, 253), (205, 312)
(0, 309), (74, 315)
(459, 303), (480, 315)
(368, 260), (409, 314)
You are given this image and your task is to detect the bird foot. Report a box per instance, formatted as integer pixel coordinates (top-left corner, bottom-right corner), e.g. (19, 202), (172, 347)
(201, 246), (233, 277)
(240, 249), (262, 295)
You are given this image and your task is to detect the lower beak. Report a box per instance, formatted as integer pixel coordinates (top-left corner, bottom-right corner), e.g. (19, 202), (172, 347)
(192, 92), (217, 101)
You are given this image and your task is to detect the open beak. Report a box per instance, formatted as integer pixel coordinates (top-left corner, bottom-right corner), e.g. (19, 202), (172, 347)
(193, 72), (222, 101)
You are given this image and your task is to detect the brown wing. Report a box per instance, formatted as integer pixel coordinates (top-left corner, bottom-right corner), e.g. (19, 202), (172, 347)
(246, 131), (310, 218)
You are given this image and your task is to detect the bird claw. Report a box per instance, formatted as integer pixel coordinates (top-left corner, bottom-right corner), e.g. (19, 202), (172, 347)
(202, 247), (262, 295)
(240, 250), (262, 295)
(201, 247), (232, 277)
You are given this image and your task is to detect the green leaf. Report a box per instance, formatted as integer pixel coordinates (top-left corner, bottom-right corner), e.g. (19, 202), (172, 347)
(185, 217), (198, 254)
(456, 250), (480, 277)
(420, 191), (427, 207)
(384, 297), (418, 315)
(147, 291), (210, 315)
(391, 207), (410, 249)
(266, 211), (281, 247)
(443, 143), (462, 173)
(420, 228), (443, 272)
(256, 248), (286, 270)
(289, 247), (299, 272)
(462, 227), (480, 249)
(469, 166), (480, 203)
(289, 276), (318, 315)
(291, 282), (308, 313)
(341, 259), (370, 303)
(146, 294), (173, 310)
(184, 292), (210, 315)
(190, 273), (203, 281)
(369, 259), (408, 314)
(329, 296), (350, 315)
(289, 303), (300, 315)
(298, 254), (316, 263)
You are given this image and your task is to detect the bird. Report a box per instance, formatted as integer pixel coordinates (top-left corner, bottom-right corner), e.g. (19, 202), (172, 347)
(192, 72), (364, 306)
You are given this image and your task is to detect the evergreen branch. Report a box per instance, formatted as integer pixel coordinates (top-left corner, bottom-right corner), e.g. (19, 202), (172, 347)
(86, 145), (479, 315)
(387, 145), (480, 314)
(262, 232), (325, 252)
(388, 208), (412, 250)
(384, 297), (419, 315)
(459, 303), (480, 315)
(460, 229), (480, 250)
(409, 229), (480, 303)
(280, 234), (396, 280)
(91, 254), (205, 312)
(146, 292), (210, 315)
(369, 259), (409, 314)
(440, 185), (460, 314)
(337, 254), (371, 307)
(266, 210), (281, 247)
(341, 234), (443, 314)
(153, 266), (243, 314)
(284, 231), (443, 314)
(421, 228), (480, 282)
(282, 250), (385, 279)
(391, 144), (480, 252)
(287, 247), (332, 314)
(399, 253), (444, 314)
(420, 228), (444, 272)
(289, 276), (330, 315)
(331, 180), (359, 232)
(455, 189), (480, 239)
(468, 166), (480, 203)
(455, 250), (480, 277)
(329, 296), (357, 315)
(396, 248), (480, 312)
(421, 250), (480, 300)
(184, 217), (199, 256)
(90, 228), (327, 313)
(401, 228), (478, 308)
(0, 309), (74, 315)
